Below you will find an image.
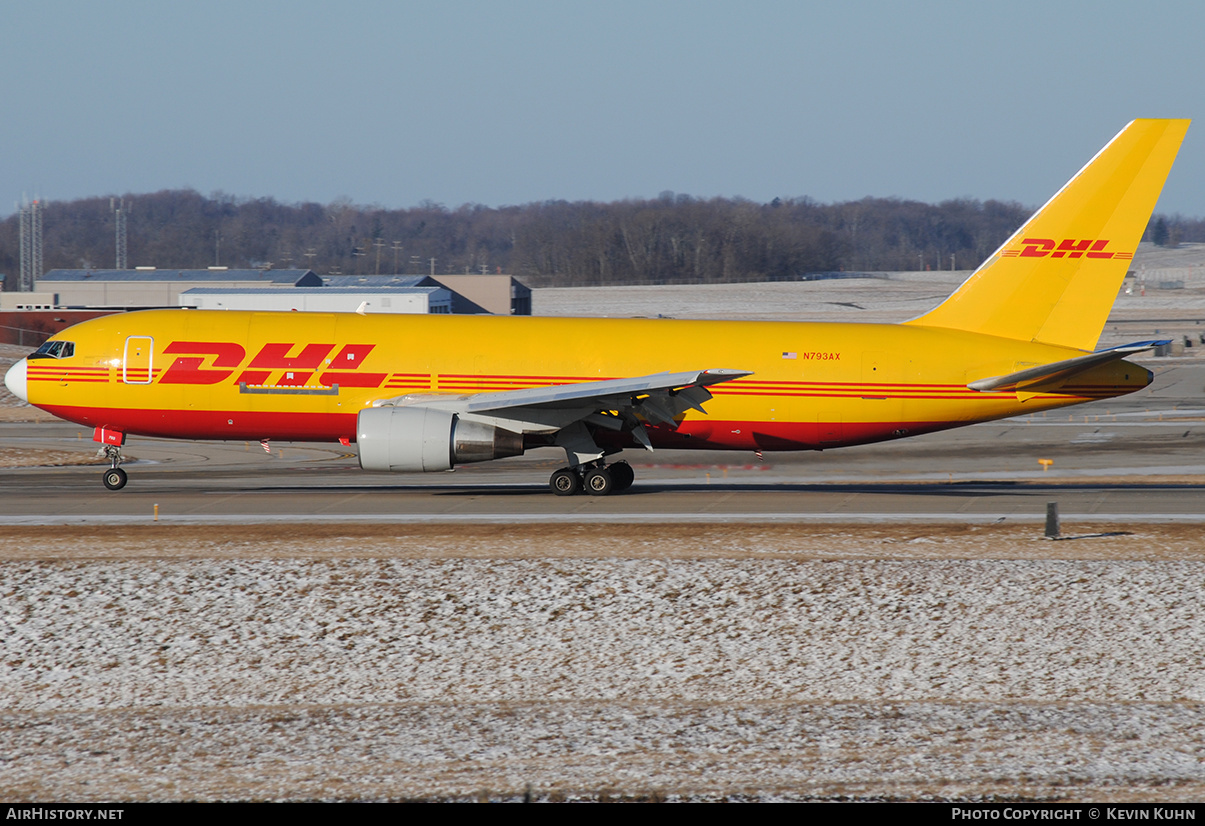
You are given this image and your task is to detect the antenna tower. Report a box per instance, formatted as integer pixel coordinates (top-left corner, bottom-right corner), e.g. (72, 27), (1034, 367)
(18, 198), (43, 292)
(111, 198), (129, 269)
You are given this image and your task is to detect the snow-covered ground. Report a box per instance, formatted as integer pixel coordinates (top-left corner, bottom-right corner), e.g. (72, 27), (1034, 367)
(3, 525), (1205, 801)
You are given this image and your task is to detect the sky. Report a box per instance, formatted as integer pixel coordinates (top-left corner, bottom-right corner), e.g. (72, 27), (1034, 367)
(3, 0), (1204, 217)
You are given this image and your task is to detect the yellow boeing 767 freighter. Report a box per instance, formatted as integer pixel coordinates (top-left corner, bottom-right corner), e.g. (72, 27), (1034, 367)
(3, 119), (1190, 494)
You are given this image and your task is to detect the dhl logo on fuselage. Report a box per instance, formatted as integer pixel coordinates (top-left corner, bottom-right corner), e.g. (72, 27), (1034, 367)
(999, 238), (1132, 260)
(159, 341), (387, 388)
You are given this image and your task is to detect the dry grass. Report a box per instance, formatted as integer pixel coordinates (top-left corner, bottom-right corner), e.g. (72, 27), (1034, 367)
(0, 521), (1201, 561)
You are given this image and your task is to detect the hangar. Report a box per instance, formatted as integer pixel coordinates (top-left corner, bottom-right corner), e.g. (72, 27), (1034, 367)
(179, 286), (453, 314)
(34, 268), (322, 308)
(2, 268), (531, 345)
(31, 269), (530, 315)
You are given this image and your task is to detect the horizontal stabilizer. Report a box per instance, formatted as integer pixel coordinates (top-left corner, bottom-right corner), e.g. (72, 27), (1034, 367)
(967, 340), (1166, 392)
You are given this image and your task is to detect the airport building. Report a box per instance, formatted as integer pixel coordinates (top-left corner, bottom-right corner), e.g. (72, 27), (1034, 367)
(321, 274), (532, 315)
(35, 268), (322, 308)
(179, 286), (452, 314)
(3, 268), (531, 345)
(31, 269), (530, 315)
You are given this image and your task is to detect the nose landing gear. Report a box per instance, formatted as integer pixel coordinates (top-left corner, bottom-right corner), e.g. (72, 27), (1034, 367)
(98, 443), (128, 490)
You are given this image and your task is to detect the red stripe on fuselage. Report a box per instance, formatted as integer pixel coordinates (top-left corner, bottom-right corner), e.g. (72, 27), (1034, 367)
(37, 403), (959, 452)
(38, 405), (359, 442)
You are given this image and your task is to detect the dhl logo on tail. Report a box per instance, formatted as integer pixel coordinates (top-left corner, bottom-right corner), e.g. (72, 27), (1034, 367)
(1000, 238), (1132, 260)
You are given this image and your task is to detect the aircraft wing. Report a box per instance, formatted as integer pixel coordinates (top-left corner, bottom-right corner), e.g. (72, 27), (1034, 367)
(373, 368), (752, 447)
(967, 340), (1167, 392)
(453, 368), (750, 414)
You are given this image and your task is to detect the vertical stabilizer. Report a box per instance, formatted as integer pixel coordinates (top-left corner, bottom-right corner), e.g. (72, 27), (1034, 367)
(907, 119), (1189, 351)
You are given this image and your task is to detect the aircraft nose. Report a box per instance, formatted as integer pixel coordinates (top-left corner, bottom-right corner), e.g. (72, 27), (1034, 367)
(4, 358), (28, 402)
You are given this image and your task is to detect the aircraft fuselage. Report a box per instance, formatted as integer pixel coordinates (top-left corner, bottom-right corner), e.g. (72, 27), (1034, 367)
(12, 308), (1149, 451)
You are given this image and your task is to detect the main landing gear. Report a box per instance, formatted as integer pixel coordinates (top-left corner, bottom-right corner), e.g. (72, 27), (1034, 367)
(549, 460), (635, 496)
(99, 444), (128, 490)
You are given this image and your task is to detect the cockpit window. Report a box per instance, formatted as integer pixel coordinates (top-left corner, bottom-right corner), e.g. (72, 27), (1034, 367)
(28, 340), (75, 360)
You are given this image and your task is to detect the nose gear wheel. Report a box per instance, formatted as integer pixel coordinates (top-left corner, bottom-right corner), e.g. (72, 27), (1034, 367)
(99, 444), (128, 490)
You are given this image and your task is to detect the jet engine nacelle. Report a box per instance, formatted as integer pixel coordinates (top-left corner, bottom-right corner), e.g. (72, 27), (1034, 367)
(357, 405), (525, 472)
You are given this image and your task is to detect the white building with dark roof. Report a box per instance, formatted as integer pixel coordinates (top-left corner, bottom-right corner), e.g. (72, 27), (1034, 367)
(322, 273), (532, 315)
(31, 268), (529, 315)
(179, 286), (452, 314)
(36, 268), (321, 308)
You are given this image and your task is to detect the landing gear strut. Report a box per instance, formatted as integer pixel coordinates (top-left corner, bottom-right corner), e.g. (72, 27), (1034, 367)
(99, 444), (127, 490)
(548, 460), (635, 496)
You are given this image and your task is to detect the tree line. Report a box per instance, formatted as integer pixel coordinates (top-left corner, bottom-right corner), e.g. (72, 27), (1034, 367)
(1, 189), (1200, 289)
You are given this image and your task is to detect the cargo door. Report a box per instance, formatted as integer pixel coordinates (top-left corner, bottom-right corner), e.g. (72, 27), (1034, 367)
(122, 336), (154, 385)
